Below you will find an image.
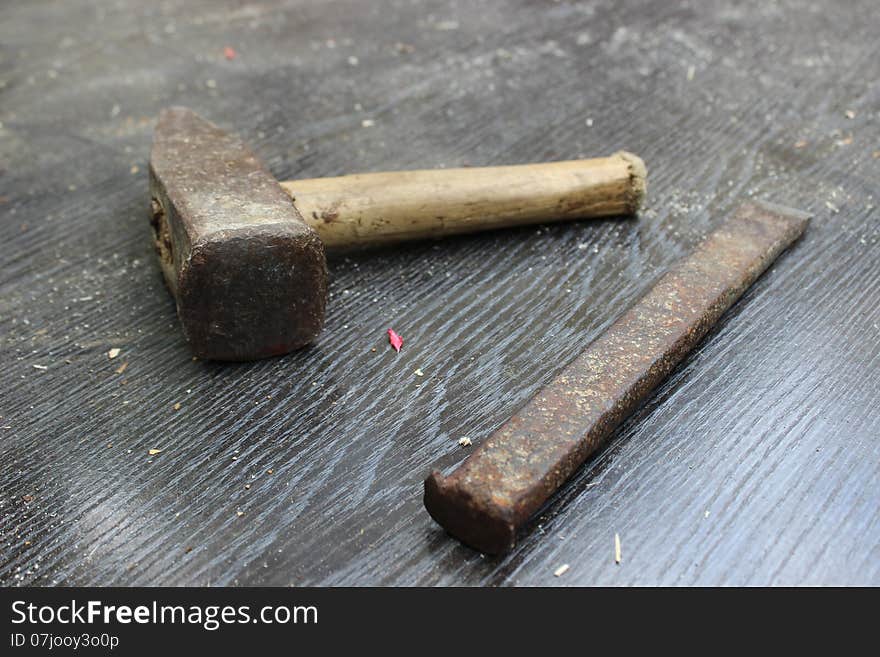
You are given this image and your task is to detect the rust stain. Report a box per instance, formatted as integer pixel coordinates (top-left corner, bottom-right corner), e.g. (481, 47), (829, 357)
(424, 201), (810, 554)
(149, 107), (327, 361)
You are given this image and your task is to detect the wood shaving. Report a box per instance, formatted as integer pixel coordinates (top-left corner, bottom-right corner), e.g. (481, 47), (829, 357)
(458, 437), (472, 447)
(148, 448), (162, 456)
(553, 563), (570, 577)
(614, 533), (622, 564)
(173, 402), (181, 411)
(414, 368), (424, 376)
(236, 511), (244, 518)
(32, 364), (48, 370)
(107, 348), (121, 359)
(115, 362), (128, 375)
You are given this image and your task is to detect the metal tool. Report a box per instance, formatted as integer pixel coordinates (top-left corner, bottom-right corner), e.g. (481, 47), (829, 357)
(149, 107), (646, 361)
(424, 201), (810, 554)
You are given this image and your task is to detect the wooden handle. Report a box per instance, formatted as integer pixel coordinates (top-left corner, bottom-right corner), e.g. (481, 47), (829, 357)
(280, 151), (646, 249)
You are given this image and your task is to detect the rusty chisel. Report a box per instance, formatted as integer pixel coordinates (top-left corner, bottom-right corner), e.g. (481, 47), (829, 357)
(424, 201), (810, 554)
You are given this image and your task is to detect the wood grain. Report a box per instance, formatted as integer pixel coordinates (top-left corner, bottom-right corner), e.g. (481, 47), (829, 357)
(0, 0), (877, 586)
(284, 152), (645, 248)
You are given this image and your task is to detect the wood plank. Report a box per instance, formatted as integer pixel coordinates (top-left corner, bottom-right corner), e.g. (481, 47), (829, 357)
(0, 0), (877, 585)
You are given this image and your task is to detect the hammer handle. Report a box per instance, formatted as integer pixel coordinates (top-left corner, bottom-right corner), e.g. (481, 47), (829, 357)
(280, 152), (646, 249)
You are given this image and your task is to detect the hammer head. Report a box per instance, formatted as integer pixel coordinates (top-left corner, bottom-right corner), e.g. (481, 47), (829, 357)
(149, 107), (327, 360)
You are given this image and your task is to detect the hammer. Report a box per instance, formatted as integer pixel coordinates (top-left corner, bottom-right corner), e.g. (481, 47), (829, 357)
(149, 107), (647, 361)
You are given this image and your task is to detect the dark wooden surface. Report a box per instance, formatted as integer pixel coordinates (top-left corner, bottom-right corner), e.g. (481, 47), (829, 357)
(1, 0), (878, 586)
